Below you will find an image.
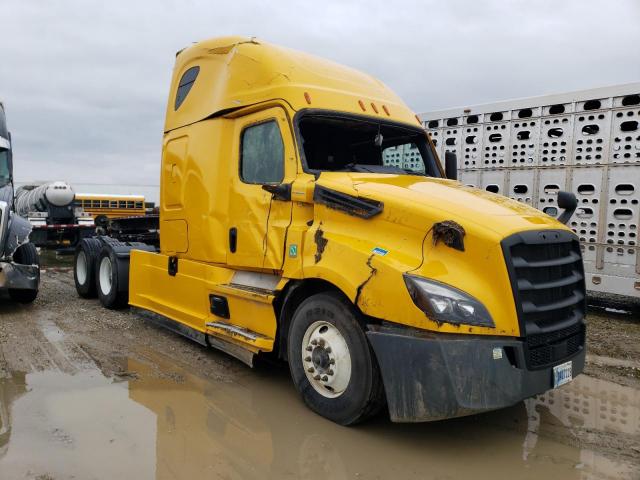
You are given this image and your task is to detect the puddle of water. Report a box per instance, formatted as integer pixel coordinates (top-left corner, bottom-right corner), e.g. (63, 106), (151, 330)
(524, 375), (639, 479)
(38, 248), (74, 270)
(39, 321), (65, 343)
(0, 357), (638, 480)
(540, 373), (639, 434)
(0, 370), (156, 479)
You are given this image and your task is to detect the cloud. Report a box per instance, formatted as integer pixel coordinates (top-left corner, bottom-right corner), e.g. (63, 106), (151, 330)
(1, 0), (638, 202)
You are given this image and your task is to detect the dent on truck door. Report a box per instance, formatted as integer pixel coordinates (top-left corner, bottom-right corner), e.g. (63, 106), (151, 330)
(227, 107), (295, 271)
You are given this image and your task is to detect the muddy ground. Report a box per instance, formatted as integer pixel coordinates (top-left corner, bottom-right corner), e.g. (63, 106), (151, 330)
(0, 264), (638, 479)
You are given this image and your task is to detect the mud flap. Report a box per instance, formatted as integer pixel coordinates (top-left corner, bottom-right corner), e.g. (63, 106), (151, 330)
(366, 324), (585, 422)
(98, 237), (157, 293)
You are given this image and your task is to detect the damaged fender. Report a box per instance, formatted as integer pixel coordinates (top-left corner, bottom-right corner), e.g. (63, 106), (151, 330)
(1, 210), (33, 259)
(0, 261), (39, 290)
(0, 201), (39, 291)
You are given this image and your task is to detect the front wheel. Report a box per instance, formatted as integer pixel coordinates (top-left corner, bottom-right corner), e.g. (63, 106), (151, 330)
(8, 288), (38, 304)
(287, 292), (385, 425)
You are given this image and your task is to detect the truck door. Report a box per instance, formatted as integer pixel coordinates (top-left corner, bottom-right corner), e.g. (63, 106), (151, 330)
(227, 107), (296, 271)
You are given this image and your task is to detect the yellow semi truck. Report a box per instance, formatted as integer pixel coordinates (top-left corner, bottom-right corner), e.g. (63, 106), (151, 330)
(73, 36), (586, 425)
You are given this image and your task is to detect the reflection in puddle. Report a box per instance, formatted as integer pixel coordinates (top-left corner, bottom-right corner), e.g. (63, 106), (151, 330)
(0, 370), (156, 479)
(38, 249), (74, 269)
(39, 320), (65, 343)
(0, 372), (26, 461)
(534, 374), (638, 436)
(525, 375), (639, 480)
(0, 356), (637, 480)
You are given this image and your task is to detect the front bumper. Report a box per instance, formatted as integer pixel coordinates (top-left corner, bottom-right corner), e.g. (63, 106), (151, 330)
(366, 324), (585, 422)
(0, 261), (40, 291)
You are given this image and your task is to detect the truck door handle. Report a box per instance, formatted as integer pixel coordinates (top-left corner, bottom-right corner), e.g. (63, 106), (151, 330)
(229, 227), (237, 253)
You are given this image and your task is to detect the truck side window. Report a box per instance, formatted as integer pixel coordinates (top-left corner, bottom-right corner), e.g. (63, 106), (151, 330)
(240, 120), (284, 184)
(174, 66), (200, 110)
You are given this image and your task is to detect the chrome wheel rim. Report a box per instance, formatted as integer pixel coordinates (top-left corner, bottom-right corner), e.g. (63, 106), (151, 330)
(301, 321), (351, 398)
(99, 257), (112, 296)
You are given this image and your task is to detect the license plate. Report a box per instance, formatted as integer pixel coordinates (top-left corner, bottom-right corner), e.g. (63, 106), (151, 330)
(553, 360), (573, 388)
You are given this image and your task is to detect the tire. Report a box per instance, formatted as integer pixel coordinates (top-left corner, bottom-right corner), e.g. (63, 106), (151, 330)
(95, 247), (128, 309)
(8, 243), (39, 304)
(287, 292), (385, 425)
(74, 238), (102, 298)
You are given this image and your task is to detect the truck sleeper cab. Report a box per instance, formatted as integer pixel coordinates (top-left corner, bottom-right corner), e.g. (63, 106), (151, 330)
(0, 102), (40, 303)
(74, 37), (586, 425)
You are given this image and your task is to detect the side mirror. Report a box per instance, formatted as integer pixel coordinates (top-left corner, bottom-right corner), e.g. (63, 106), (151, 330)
(262, 183), (291, 201)
(444, 151), (457, 180)
(557, 191), (577, 225)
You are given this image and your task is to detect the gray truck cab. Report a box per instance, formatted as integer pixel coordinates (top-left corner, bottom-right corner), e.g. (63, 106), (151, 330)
(0, 102), (40, 303)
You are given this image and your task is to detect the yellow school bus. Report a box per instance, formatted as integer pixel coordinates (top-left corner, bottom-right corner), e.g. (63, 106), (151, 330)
(75, 193), (145, 219)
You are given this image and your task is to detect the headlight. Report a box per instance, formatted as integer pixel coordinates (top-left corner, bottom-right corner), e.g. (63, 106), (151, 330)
(403, 274), (494, 327)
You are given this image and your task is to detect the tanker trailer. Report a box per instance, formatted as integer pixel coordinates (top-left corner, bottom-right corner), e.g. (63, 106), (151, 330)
(15, 181), (94, 249)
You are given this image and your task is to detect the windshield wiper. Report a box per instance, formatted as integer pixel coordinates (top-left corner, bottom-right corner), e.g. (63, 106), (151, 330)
(402, 168), (426, 175)
(339, 162), (373, 172)
(346, 163), (379, 173)
(336, 163), (424, 175)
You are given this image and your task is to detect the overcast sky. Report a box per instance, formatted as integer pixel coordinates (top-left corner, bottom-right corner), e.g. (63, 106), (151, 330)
(2, 0), (639, 201)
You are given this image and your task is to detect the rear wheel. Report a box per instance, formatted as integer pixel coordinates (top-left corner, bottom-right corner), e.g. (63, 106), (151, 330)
(74, 238), (102, 298)
(95, 247), (128, 309)
(287, 292), (385, 425)
(8, 243), (39, 304)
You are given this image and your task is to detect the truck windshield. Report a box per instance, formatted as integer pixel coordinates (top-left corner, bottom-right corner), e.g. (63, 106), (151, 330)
(0, 148), (9, 187)
(298, 113), (440, 177)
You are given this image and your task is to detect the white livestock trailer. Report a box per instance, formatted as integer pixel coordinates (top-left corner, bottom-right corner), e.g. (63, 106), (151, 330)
(420, 83), (640, 302)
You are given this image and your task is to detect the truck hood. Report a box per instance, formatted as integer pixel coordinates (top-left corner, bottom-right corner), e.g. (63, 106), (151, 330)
(315, 172), (563, 239)
(306, 172), (567, 336)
